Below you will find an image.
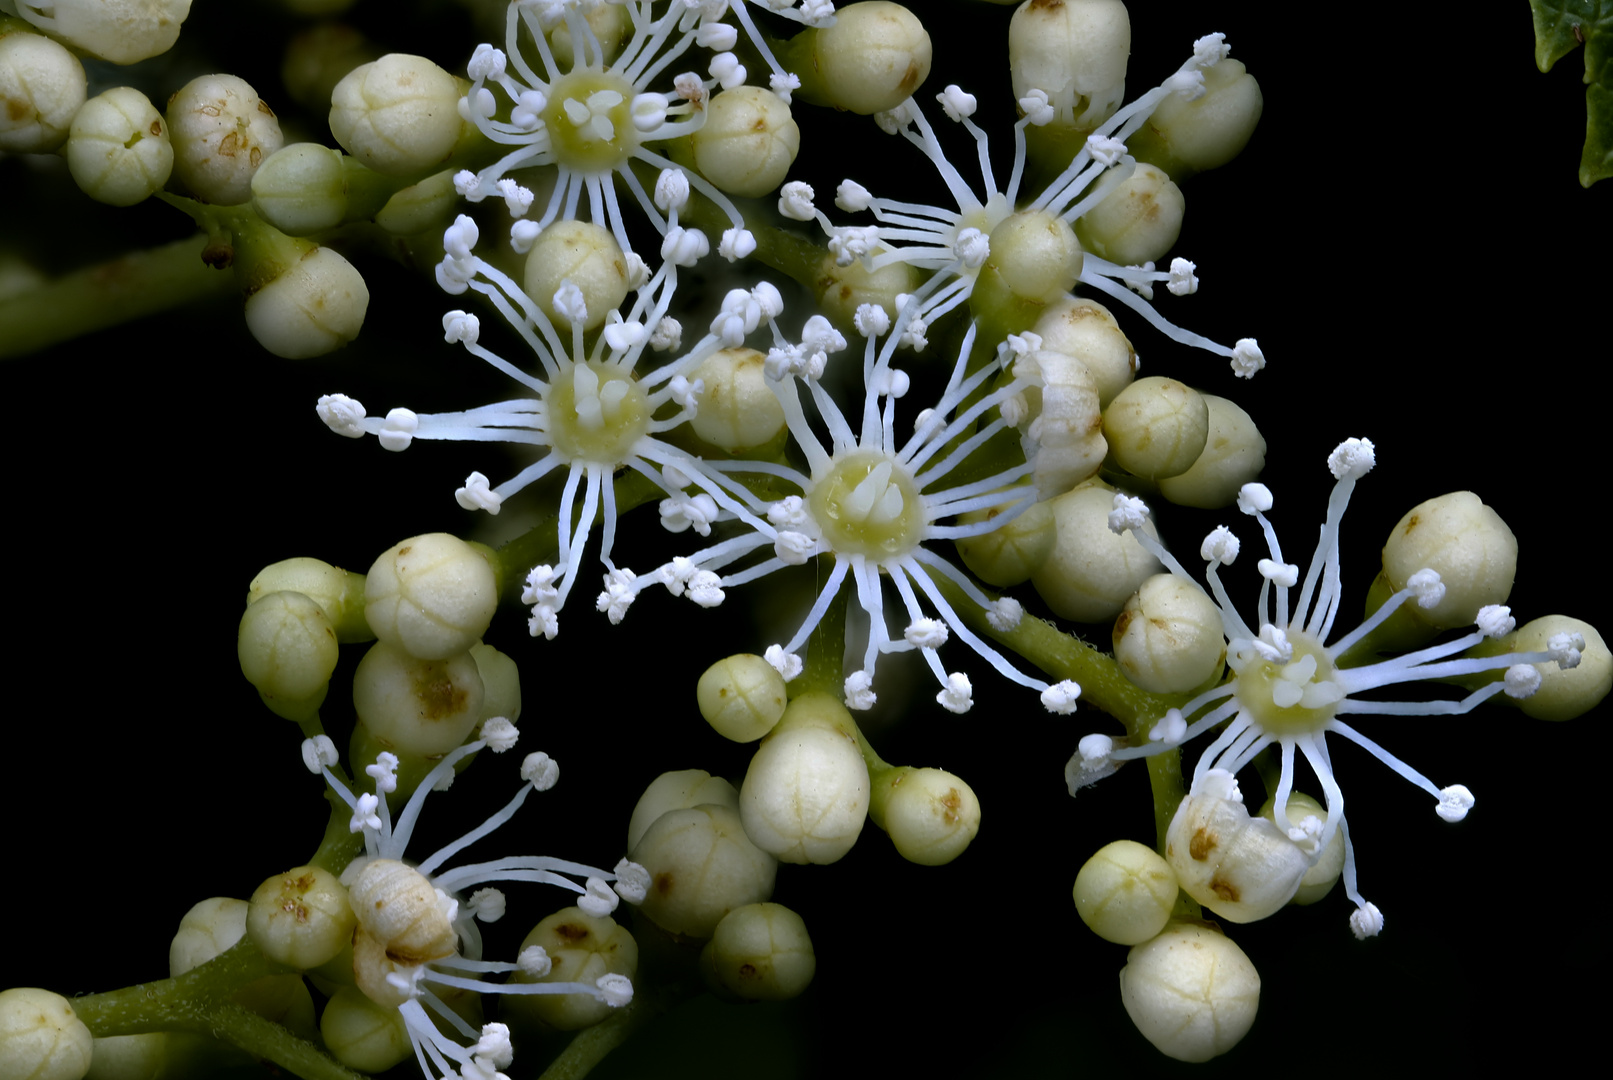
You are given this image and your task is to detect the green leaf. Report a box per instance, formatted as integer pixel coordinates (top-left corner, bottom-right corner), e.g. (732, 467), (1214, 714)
(1529, 0), (1613, 185)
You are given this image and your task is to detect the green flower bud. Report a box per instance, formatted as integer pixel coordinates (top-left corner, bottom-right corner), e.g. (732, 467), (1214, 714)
(15, 0), (191, 65)
(1073, 163), (1185, 267)
(352, 640), (485, 758)
(247, 557), (372, 644)
(1508, 616), (1612, 721)
(1156, 395), (1266, 509)
(698, 654), (788, 743)
(250, 143), (349, 234)
(627, 770), (741, 853)
(237, 591), (339, 721)
(700, 903), (815, 1002)
(1258, 792), (1343, 905)
(373, 167), (458, 235)
(869, 766), (980, 866)
(318, 986), (409, 1074)
(246, 865), (356, 970)
(1032, 480), (1163, 623)
(739, 693), (870, 865)
(1129, 59), (1263, 181)
(0, 30), (85, 153)
(505, 907), (638, 1030)
(280, 22), (380, 115)
(813, 249), (921, 335)
(1103, 376), (1209, 482)
(954, 487), (1055, 587)
(166, 74), (283, 205)
(469, 642), (521, 726)
(691, 86), (800, 198)
(688, 348), (788, 453)
(170, 897), (249, 977)
(784, 1), (932, 115)
(523, 221), (630, 332)
(1010, 348), (1107, 499)
(974, 210), (1083, 333)
(1008, 0), (1129, 131)
(1119, 920), (1259, 1063)
(1073, 840), (1178, 945)
(1031, 296), (1137, 408)
(365, 533), (497, 660)
(629, 804), (777, 938)
(1165, 770), (1309, 924)
(242, 244), (370, 359)
(64, 87), (173, 207)
(0, 988), (92, 1080)
(1113, 574), (1226, 694)
(1381, 492), (1517, 631)
(328, 54), (462, 177)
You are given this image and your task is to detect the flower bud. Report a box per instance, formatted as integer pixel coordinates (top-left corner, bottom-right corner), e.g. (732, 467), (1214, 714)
(248, 557), (373, 644)
(505, 907), (638, 1030)
(1156, 395), (1266, 509)
(0, 988), (92, 1080)
(247, 865), (356, 970)
(689, 348), (787, 453)
(1165, 769), (1309, 923)
(319, 986), (409, 1074)
(1009, 0), (1129, 131)
(1507, 615), (1612, 721)
(1258, 792), (1343, 905)
(352, 640), (485, 758)
(784, 1), (932, 115)
(523, 221), (631, 332)
(813, 250), (921, 335)
(698, 654), (788, 743)
(0, 30), (85, 153)
(1073, 840), (1178, 945)
(690, 86), (800, 198)
(1380, 491), (1517, 631)
(166, 74), (283, 205)
(1119, 920), (1259, 1063)
(373, 167), (458, 235)
(1130, 59), (1263, 181)
(1032, 480), (1163, 623)
(740, 693), (871, 865)
(64, 87), (173, 207)
(1011, 348), (1107, 500)
(627, 771), (741, 853)
(954, 487), (1055, 586)
(869, 766), (980, 865)
(365, 533), (497, 660)
(1113, 574), (1226, 693)
(1073, 163), (1185, 267)
(16, 0), (191, 65)
(170, 897), (249, 976)
(975, 210), (1083, 316)
(546, 2), (628, 71)
(1031, 296), (1137, 408)
(469, 642), (522, 727)
(1103, 376), (1210, 482)
(237, 591), (339, 721)
(629, 803), (777, 938)
(329, 54), (462, 176)
(250, 143), (349, 234)
(82, 1033), (175, 1080)
(241, 240), (369, 358)
(700, 903), (815, 1002)
(348, 860), (458, 1007)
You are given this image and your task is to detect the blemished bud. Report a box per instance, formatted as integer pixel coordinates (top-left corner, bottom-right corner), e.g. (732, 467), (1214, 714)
(740, 693), (871, 865)
(248, 557), (373, 644)
(0, 30), (85, 153)
(0, 988), (93, 1080)
(978, 210), (1083, 310)
(1009, 0), (1129, 131)
(1032, 480), (1163, 623)
(246, 865), (356, 970)
(698, 654), (788, 743)
(1073, 840), (1178, 945)
(1156, 395), (1267, 509)
(351, 640), (485, 757)
(629, 803), (778, 938)
(243, 246), (370, 359)
(505, 907), (638, 1030)
(689, 348), (787, 453)
(319, 986), (410, 1074)
(869, 767), (981, 866)
(1113, 574), (1227, 694)
(1031, 295), (1137, 408)
(1011, 348), (1107, 500)
(166, 74), (283, 205)
(700, 903), (816, 1002)
(1130, 58), (1263, 181)
(170, 897), (249, 976)
(954, 487), (1055, 586)
(1507, 616), (1612, 722)
(238, 591), (340, 720)
(1165, 769), (1309, 923)
(329, 54), (462, 176)
(691, 86), (801, 198)
(1119, 920), (1260, 1063)
(1103, 376), (1210, 482)
(15, 0), (192, 65)
(365, 533), (498, 660)
(1381, 491), (1517, 631)
(1258, 792), (1343, 905)
(1073, 163), (1185, 267)
(251, 143), (349, 235)
(784, 1), (932, 115)
(627, 770), (742, 853)
(469, 642), (522, 727)
(523, 221), (631, 332)
(348, 860), (457, 1007)
(814, 250), (921, 335)
(64, 87), (173, 207)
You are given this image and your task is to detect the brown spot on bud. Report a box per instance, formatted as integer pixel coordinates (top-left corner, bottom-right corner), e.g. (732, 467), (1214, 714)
(1189, 827), (1216, 861)
(555, 922), (591, 943)
(1209, 875), (1239, 902)
(738, 963), (757, 978)
(654, 872), (675, 896)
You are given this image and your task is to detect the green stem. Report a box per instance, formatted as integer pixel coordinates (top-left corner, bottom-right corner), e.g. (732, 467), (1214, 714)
(536, 980), (699, 1080)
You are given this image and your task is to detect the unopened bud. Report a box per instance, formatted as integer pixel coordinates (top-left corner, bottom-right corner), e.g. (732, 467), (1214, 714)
(1156, 395), (1266, 509)
(1074, 163), (1185, 267)
(626, 770), (741, 853)
(524, 221), (631, 332)
(1103, 376), (1210, 482)
(364, 533), (497, 660)
(1120, 920), (1260, 1062)
(691, 86), (801, 198)
(739, 693), (871, 865)
(0, 30), (85, 153)
(167, 74), (283, 205)
(238, 591), (340, 720)
(1033, 480), (1163, 623)
(698, 654), (788, 743)
(629, 804), (777, 938)
(329, 54), (463, 176)
(1113, 574), (1226, 694)
(700, 903), (815, 1001)
(784, 1), (932, 115)
(1073, 839), (1178, 945)
(505, 907), (639, 1030)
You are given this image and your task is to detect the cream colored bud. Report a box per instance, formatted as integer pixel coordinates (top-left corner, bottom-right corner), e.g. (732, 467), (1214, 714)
(318, 986), (409, 1074)
(699, 654), (788, 743)
(469, 642), (522, 727)
(790, 1), (931, 115)
(166, 74), (282, 205)
(0, 30), (85, 152)
(1120, 920), (1259, 1063)
(251, 143), (349, 234)
(954, 489), (1055, 587)
(1032, 480), (1163, 623)
(64, 87), (172, 207)
(1156, 395), (1266, 509)
(1013, 347), (1107, 499)
(691, 86), (800, 198)
(814, 251), (921, 335)
(365, 533), (497, 660)
(630, 803), (778, 938)
(740, 693), (871, 865)
(1165, 770), (1310, 923)
(1074, 163), (1185, 267)
(16, 0), (191, 65)
(1133, 59), (1262, 180)
(1073, 840), (1178, 945)
(627, 770), (742, 853)
(505, 908), (638, 1030)
(1114, 574), (1226, 694)
(872, 767), (980, 866)
(1258, 792), (1343, 905)
(523, 221), (630, 332)
(170, 897), (248, 976)
(1009, 0), (1129, 130)
(1381, 492), (1517, 630)
(1032, 296), (1137, 408)
(348, 860), (457, 1007)
(982, 209), (1083, 305)
(701, 903), (815, 1002)
(1103, 376), (1210, 482)
(1509, 616), (1612, 721)
(352, 640), (485, 757)
(0, 988), (93, 1080)
(83, 1033), (172, 1080)
(237, 591), (339, 716)
(247, 866), (356, 970)
(328, 54), (461, 176)
(243, 245), (370, 359)
(248, 557), (372, 644)
(547, 2), (628, 70)
(689, 348), (787, 452)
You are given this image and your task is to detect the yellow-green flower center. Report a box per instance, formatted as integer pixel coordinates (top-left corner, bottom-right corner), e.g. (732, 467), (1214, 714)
(1232, 629), (1345, 735)
(809, 451), (925, 559)
(542, 71), (637, 173)
(545, 361), (649, 464)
